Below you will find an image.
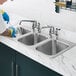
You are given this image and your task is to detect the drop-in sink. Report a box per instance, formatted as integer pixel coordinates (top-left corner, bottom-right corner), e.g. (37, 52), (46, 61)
(36, 39), (75, 56)
(18, 33), (48, 45)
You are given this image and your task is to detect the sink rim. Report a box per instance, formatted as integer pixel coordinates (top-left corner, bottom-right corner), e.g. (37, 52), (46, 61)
(35, 38), (76, 58)
(16, 28), (76, 58)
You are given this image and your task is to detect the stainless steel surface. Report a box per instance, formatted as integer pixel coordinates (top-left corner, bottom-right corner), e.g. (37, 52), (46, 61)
(49, 26), (55, 38)
(39, 25), (55, 38)
(55, 28), (61, 39)
(40, 25), (61, 39)
(19, 20), (37, 25)
(37, 22), (41, 33)
(18, 33), (47, 45)
(17, 27), (30, 35)
(36, 39), (73, 56)
(19, 20), (38, 32)
(16, 26), (75, 57)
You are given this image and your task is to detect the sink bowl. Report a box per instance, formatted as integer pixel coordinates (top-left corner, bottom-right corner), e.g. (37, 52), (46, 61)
(18, 33), (47, 45)
(17, 27), (30, 35)
(36, 39), (73, 56)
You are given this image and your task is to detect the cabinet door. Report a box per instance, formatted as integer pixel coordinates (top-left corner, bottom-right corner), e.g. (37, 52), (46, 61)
(0, 43), (16, 76)
(16, 52), (62, 76)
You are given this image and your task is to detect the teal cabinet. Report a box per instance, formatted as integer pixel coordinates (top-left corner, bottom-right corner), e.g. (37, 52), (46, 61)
(0, 43), (16, 76)
(0, 43), (62, 76)
(16, 52), (62, 76)
(55, 0), (60, 13)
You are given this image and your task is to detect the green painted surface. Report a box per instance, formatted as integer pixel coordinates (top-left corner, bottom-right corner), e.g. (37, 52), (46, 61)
(16, 52), (62, 76)
(0, 43), (15, 76)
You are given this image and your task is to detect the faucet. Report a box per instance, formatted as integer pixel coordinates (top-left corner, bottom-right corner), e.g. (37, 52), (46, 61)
(37, 22), (41, 33)
(37, 25), (61, 39)
(19, 20), (41, 44)
(48, 26), (55, 38)
(38, 25), (55, 38)
(37, 25), (51, 33)
(19, 20), (37, 32)
(49, 26), (61, 39)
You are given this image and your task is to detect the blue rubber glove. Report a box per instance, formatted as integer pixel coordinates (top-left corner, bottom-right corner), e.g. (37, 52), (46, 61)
(2, 11), (10, 24)
(9, 26), (17, 37)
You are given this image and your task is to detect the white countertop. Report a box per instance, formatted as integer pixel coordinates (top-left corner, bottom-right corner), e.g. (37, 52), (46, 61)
(0, 34), (76, 76)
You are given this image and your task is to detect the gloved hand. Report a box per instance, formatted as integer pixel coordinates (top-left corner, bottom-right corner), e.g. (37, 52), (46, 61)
(9, 26), (17, 37)
(1, 10), (10, 24)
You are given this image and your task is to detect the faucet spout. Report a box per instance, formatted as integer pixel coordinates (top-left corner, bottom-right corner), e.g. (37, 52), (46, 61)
(19, 20), (37, 32)
(19, 20), (37, 25)
(38, 25), (55, 38)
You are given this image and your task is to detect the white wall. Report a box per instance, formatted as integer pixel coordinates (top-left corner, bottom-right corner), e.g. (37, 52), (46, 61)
(1, 0), (76, 32)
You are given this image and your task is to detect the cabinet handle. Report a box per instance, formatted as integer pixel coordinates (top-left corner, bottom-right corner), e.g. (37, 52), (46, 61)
(11, 61), (14, 76)
(16, 64), (19, 76)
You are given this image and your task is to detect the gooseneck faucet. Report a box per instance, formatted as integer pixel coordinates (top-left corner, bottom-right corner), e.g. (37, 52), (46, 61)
(19, 20), (41, 44)
(37, 25), (61, 39)
(19, 20), (38, 32)
(37, 25), (55, 38)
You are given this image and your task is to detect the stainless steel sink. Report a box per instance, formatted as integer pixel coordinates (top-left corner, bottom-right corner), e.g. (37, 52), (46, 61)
(17, 27), (30, 35)
(36, 39), (74, 56)
(18, 33), (48, 45)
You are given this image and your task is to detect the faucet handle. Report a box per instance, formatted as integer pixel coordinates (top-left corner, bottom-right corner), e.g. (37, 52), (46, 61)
(37, 22), (41, 33)
(55, 28), (61, 36)
(49, 28), (52, 38)
(56, 28), (61, 30)
(32, 22), (36, 32)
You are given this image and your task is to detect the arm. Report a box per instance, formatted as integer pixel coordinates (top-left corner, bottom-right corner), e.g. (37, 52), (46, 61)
(0, 14), (11, 37)
(0, 14), (16, 37)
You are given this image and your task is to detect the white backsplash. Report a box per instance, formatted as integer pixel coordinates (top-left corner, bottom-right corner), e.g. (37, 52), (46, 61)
(1, 0), (76, 32)
(59, 29), (76, 43)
